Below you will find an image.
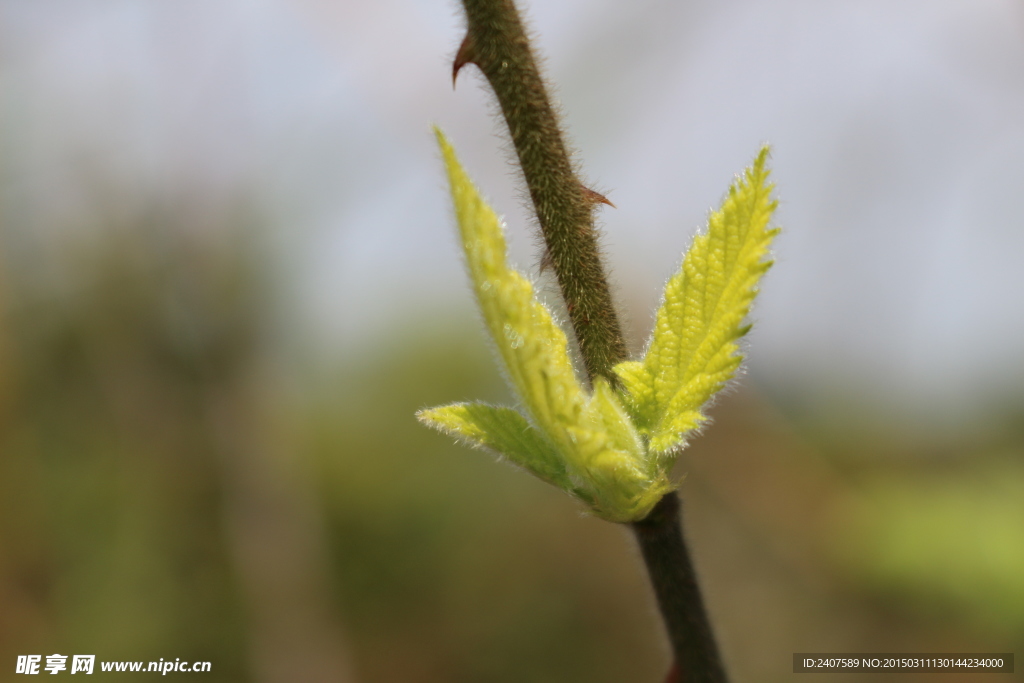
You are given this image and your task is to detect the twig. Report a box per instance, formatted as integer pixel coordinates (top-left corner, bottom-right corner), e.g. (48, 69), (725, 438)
(452, 1), (729, 680)
(633, 492), (729, 683)
(455, 0), (626, 383)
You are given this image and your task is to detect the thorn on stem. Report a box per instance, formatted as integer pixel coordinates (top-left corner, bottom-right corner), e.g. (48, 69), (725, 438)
(663, 663), (679, 683)
(582, 185), (615, 208)
(453, 34), (476, 88)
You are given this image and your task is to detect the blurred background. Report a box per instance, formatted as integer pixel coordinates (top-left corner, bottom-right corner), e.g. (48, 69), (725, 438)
(0, 1), (1022, 681)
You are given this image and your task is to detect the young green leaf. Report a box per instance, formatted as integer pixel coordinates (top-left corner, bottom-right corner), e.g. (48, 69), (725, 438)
(419, 131), (776, 523)
(418, 402), (572, 490)
(431, 128), (586, 455)
(616, 146), (779, 455)
(420, 130), (674, 522)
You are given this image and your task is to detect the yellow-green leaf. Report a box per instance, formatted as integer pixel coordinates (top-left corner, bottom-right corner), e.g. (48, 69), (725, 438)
(572, 378), (673, 522)
(422, 131), (776, 523)
(628, 146), (779, 454)
(612, 360), (658, 430)
(435, 128), (586, 457)
(417, 402), (571, 489)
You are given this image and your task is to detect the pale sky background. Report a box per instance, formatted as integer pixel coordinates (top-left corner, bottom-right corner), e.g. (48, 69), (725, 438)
(2, 0), (1023, 430)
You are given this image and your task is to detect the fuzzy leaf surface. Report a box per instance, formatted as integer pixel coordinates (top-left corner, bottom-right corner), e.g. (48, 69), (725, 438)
(422, 131), (776, 522)
(417, 402), (571, 489)
(618, 146), (779, 455)
(435, 128), (585, 457)
(421, 130), (674, 522)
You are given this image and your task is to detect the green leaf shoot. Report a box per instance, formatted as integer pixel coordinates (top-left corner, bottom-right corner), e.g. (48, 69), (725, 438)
(419, 130), (778, 523)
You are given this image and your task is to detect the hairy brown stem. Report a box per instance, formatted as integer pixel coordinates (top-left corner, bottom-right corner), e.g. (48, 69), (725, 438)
(455, 0), (627, 383)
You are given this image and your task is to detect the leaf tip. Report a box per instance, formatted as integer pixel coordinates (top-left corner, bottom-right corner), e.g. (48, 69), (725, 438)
(415, 405), (446, 429)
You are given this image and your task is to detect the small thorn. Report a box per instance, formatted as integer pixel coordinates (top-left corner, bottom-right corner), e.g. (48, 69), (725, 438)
(581, 185), (615, 208)
(663, 663), (679, 683)
(452, 34), (476, 88)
